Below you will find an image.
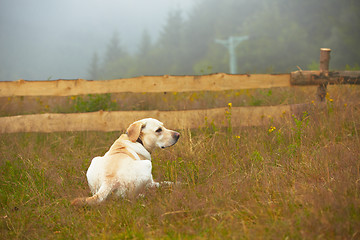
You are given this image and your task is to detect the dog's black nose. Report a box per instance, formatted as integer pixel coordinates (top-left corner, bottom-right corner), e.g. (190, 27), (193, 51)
(173, 131), (180, 140)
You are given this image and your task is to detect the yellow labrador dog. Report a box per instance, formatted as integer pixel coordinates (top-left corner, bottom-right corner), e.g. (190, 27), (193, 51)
(71, 118), (180, 206)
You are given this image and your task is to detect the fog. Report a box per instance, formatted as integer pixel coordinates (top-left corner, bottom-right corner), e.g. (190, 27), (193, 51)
(0, 0), (194, 80)
(1, 0), (359, 81)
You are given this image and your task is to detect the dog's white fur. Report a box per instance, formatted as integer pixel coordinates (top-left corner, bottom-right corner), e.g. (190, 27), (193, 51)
(71, 118), (180, 206)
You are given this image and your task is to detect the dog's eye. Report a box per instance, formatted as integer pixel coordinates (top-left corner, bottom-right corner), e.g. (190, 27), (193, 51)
(155, 128), (162, 133)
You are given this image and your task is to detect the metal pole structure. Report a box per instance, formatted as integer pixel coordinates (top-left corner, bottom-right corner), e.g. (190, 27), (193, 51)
(215, 35), (249, 74)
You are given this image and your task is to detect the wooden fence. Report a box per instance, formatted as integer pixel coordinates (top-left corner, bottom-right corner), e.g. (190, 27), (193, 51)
(0, 74), (290, 97)
(0, 48), (359, 133)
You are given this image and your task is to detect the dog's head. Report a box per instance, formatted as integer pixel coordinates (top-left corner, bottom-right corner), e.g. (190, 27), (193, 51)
(126, 118), (180, 152)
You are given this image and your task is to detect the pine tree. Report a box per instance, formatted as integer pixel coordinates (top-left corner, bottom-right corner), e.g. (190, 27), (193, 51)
(138, 29), (152, 58)
(88, 52), (100, 80)
(102, 32), (131, 79)
(159, 10), (183, 49)
(156, 9), (186, 74)
(104, 32), (126, 64)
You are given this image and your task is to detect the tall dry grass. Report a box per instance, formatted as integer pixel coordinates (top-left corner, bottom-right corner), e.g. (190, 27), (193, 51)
(0, 85), (359, 239)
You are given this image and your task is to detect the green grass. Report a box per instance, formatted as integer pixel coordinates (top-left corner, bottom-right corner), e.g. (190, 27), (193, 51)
(1, 86), (360, 239)
(1, 87), (312, 116)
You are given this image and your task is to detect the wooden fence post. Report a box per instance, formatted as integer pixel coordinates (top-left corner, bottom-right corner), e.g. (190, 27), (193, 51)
(317, 48), (331, 101)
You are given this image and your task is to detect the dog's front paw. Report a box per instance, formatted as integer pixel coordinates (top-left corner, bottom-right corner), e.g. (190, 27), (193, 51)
(160, 181), (174, 186)
(147, 181), (160, 188)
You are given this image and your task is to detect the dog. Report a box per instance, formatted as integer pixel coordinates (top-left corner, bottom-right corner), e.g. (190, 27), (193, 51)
(71, 118), (180, 206)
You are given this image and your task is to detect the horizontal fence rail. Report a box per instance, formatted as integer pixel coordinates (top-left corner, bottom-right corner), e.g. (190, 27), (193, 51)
(291, 71), (360, 85)
(1, 71), (359, 98)
(0, 104), (308, 133)
(0, 73), (291, 97)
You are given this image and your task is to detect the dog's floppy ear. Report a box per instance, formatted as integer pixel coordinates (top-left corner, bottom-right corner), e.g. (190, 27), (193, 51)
(126, 122), (143, 142)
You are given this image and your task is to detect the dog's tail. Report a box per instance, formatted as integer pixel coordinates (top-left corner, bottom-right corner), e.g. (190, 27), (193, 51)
(71, 195), (99, 207)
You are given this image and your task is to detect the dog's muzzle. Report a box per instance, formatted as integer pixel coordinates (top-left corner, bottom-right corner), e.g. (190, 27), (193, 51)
(161, 131), (180, 149)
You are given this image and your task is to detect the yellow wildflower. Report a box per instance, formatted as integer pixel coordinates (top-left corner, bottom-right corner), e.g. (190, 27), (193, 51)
(228, 102), (232, 108)
(268, 126), (276, 133)
(325, 92), (330, 100)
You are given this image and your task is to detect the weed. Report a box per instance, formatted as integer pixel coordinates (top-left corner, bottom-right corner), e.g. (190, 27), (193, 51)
(250, 95), (263, 106)
(250, 150), (264, 163)
(71, 93), (117, 112)
(226, 102), (232, 134)
(292, 111), (309, 146)
(203, 116), (219, 136)
(345, 64), (360, 70)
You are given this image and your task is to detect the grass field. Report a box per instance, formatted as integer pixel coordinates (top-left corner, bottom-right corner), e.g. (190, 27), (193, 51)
(1, 86), (360, 239)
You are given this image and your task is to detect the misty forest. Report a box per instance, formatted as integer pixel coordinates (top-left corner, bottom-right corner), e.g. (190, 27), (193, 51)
(90, 0), (360, 80)
(2, 0), (360, 81)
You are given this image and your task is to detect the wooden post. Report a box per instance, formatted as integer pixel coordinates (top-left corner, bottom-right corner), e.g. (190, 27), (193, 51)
(317, 48), (331, 101)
